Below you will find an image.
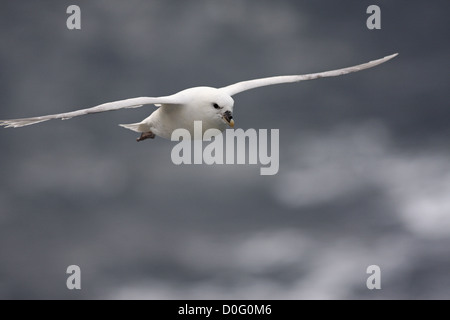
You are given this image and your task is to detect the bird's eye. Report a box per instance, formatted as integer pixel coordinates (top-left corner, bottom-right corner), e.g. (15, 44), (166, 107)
(213, 103), (221, 109)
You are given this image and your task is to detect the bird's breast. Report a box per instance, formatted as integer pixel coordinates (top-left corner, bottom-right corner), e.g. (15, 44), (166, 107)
(150, 105), (224, 140)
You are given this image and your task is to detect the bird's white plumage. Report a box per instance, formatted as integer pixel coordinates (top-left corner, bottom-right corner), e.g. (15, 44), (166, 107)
(0, 54), (398, 139)
(220, 54), (398, 96)
(0, 95), (185, 128)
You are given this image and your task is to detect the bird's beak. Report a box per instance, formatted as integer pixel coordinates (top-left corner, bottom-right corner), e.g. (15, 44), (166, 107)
(223, 111), (235, 128)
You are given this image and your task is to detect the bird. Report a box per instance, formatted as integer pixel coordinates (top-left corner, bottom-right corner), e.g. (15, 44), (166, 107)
(0, 54), (397, 142)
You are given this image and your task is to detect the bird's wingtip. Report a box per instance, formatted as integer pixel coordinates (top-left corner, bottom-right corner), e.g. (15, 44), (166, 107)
(386, 53), (399, 60)
(369, 53), (398, 67)
(0, 118), (49, 128)
(0, 121), (12, 128)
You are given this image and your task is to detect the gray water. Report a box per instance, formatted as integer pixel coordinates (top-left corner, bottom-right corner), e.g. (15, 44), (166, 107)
(0, 1), (449, 299)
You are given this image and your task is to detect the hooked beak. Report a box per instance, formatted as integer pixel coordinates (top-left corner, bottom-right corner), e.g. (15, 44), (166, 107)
(223, 111), (235, 128)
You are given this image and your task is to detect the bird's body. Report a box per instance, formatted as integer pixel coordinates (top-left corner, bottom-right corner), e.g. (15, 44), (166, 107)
(0, 54), (398, 141)
(121, 87), (235, 140)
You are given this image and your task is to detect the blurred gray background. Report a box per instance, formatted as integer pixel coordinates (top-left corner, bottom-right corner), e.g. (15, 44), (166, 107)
(0, 0), (449, 299)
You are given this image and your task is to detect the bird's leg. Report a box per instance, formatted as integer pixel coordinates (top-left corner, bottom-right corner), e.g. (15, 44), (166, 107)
(137, 131), (156, 142)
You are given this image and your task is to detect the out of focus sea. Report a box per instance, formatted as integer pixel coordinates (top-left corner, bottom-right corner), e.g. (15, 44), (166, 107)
(0, 1), (448, 299)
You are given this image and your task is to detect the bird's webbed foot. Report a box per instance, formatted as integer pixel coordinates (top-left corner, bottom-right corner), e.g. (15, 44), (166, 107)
(137, 131), (156, 142)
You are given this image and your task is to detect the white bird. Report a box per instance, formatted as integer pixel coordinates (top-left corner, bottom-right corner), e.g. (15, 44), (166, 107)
(0, 54), (397, 141)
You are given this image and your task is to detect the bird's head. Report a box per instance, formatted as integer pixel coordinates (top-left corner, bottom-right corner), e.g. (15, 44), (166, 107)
(186, 87), (235, 131)
(211, 97), (235, 129)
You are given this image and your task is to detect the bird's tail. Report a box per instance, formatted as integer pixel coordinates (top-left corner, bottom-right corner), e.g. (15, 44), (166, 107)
(119, 122), (147, 133)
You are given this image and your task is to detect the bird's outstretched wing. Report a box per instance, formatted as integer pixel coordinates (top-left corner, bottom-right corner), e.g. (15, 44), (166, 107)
(0, 95), (185, 128)
(220, 53), (398, 96)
